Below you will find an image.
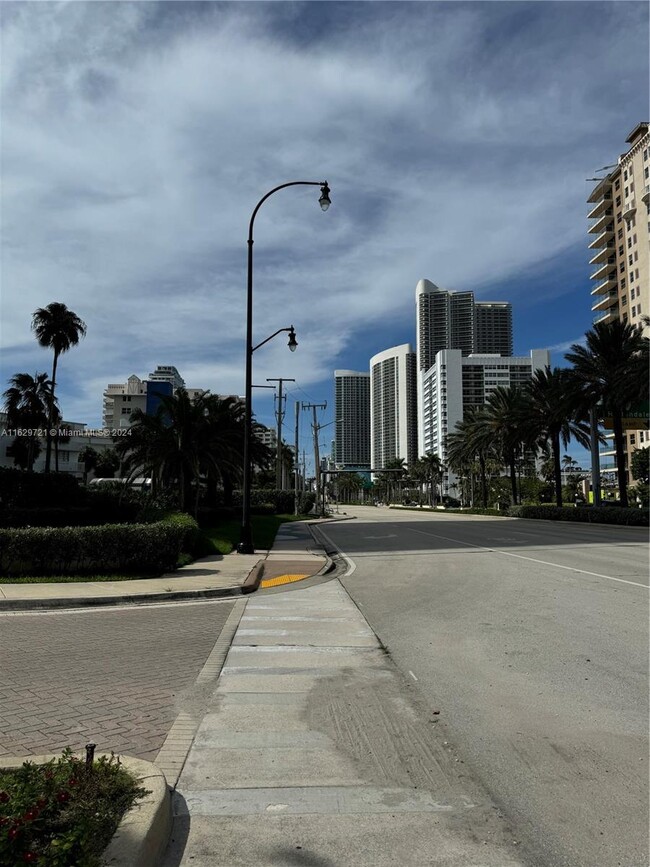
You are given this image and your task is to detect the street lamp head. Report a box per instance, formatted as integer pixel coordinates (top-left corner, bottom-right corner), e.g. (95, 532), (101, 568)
(288, 326), (298, 352)
(319, 182), (331, 212)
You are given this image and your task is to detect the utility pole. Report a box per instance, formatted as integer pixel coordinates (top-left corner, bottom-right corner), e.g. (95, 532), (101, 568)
(302, 402), (327, 513)
(294, 400), (300, 514)
(267, 378), (295, 490)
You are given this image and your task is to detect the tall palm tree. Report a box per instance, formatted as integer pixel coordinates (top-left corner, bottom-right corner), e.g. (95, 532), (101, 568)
(524, 367), (592, 507)
(565, 320), (649, 508)
(480, 387), (534, 505)
(446, 407), (499, 508)
(2, 372), (56, 471)
(415, 453), (444, 507)
(31, 303), (87, 472)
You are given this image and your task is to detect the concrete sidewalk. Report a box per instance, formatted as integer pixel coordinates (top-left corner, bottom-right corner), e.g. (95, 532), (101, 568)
(161, 579), (524, 866)
(0, 520), (329, 610)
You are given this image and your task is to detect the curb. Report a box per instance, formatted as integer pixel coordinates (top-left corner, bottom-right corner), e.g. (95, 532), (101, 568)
(1, 754), (170, 867)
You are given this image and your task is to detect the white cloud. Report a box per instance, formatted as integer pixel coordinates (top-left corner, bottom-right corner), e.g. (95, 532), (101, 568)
(1, 1), (647, 429)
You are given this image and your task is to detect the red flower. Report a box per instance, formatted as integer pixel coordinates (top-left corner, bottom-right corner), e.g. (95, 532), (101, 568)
(68, 778), (78, 787)
(36, 799), (47, 810)
(0, 791), (9, 803)
(22, 853), (38, 863)
(55, 791), (70, 803)
(22, 809), (39, 822)
(43, 771), (53, 780)
(8, 826), (20, 840)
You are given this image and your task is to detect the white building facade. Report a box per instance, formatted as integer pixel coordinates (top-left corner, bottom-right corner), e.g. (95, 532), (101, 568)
(370, 344), (418, 473)
(420, 349), (550, 495)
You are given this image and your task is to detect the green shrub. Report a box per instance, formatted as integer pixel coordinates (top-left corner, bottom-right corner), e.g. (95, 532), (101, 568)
(0, 468), (84, 508)
(161, 512), (201, 556)
(298, 492), (316, 514)
(232, 489), (300, 514)
(508, 505), (649, 526)
(0, 507), (96, 529)
(0, 518), (190, 577)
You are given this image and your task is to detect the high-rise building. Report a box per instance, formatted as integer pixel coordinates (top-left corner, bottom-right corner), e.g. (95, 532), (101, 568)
(334, 370), (371, 468)
(421, 349), (550, 495)
(102, 366), (213, 428)
(416, 279), (512, 372)
(148, 365), (185, 389)
(587, 122), (649, 485)
(416, 279), (513, 455)
(370, 345), (417, 472)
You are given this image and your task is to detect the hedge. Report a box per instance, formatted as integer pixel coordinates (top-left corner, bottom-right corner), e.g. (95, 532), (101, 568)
(0, 512), (200, 577)
(507, 505), (649, 526)
(0, 467), (84, 508)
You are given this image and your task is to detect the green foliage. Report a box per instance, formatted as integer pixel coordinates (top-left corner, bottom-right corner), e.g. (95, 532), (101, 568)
(507, 505), (649, 526)
(0, 468), (84, 508)
(232, 489), (298, 514)
(630, 447), (650, 484)
(298, 492), (316, 514)
(160, 511), (202, 556)
(0, 515), (191, 577)
(0, 748), (147, 867)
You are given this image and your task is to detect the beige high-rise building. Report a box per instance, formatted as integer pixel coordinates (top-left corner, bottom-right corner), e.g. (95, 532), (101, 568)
(587, 121), (649, 487)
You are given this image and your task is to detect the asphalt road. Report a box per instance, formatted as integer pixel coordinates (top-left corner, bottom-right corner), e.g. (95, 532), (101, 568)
(317, 507), (649, 867)
(0, 598), (236, 761)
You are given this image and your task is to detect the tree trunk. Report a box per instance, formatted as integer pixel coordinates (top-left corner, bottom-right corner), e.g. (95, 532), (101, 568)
(479, 454), (488, 508)
(509, 452), (518, 504)
(45, 351), (59, 473)
(612, 409), (628, 508)
(553, 432), (563, 508)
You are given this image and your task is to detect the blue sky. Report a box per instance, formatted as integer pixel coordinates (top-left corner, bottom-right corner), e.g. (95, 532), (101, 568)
(1, 1), (648, 469)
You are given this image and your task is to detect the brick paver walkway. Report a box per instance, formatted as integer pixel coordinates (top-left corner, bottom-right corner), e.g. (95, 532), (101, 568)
(0, 600), (235, 762)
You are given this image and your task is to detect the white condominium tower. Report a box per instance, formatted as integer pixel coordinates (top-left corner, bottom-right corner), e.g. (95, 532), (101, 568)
(587, 121), (649, 485)
(421, 349), (551, 496)
(370, 345), (417, 472)
(334, 371), (371, 468)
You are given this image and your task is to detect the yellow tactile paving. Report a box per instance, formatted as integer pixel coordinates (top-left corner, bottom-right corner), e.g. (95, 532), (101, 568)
(260, 573), (310, 588)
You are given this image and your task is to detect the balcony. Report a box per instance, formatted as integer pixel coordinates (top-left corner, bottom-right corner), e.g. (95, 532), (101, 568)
(587, 191), (613, 220)
(588, 207), (614, 235)
(591, 290), (618, 312)
(590, 272), (617, 295)
(589, 243), (615, 265)
(642, 185), (650, 205)
(590, 257), (616, 282)
(593, 306), (619, 325)
(622, 199), (636, 221)
(587, 223), (615, 249)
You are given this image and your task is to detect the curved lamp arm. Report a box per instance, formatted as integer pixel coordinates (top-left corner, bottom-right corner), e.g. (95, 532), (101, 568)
(252, 325), (297, 354)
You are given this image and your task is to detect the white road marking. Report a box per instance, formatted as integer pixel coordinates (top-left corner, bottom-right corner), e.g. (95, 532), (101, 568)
(314, 526), (356, 576)
(407, 527), (649, 589)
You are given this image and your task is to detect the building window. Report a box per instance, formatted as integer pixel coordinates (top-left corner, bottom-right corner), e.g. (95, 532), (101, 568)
(622, 296), (628, 306)
(632, 306), (636, 317)
(618, 228), (623, 239)
(644, 148), (649, 161)
(634, 251), (638, 261)
(627, 237), (632, 248)
(621, 279), (626, 289)
(616, 196), (621, 207)
(636, 269), (640, 278)
(629, 254), (633, 266)
(624, 170), (628, 181)
(619, 245), (624, 255)
(615, 179), (621, 190)
(645, 167), (650, 179)
(617, 214), (622, 223)
(620, 263), (625, 273)
(624, 186), (628, 197)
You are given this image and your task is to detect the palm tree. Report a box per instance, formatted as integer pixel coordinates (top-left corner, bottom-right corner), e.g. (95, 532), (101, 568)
(446, 407), (499, 508)
(565, 320), (649, 508)
(415, 453), (444, 507)
(31, 303), (87, 472)
(2, 372), (56, 471)
(524, 367), (592, 507)
(479, 387), (534, 505)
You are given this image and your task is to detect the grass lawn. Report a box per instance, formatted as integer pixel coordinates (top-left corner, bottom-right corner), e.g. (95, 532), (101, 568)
(201, 513), (310, 554)
(0, 573), (164, 584)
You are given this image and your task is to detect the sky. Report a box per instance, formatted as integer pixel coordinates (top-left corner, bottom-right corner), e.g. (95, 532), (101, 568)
(1, 1), (648, 470)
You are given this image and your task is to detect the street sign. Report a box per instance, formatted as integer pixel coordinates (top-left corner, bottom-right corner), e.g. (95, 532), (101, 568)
(602, 400), (649, 431)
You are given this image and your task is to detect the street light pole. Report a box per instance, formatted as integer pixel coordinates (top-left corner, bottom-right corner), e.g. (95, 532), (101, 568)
(238, 181), (331, 554)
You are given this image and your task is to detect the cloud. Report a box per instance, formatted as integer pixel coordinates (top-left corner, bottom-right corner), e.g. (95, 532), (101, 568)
(1, 1), (648, 430)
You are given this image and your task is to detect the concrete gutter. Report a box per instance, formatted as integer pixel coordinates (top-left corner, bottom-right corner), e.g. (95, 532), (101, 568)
(1, 754), (170, 867)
